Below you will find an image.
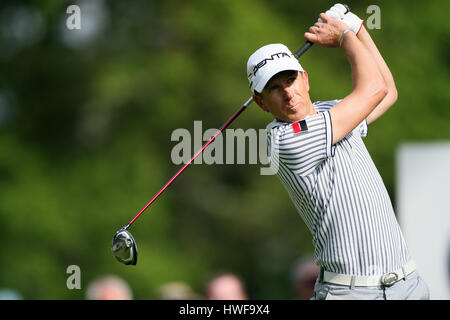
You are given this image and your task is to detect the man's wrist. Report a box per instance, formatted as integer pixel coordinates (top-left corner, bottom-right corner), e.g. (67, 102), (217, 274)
(340, 29), (354, 47)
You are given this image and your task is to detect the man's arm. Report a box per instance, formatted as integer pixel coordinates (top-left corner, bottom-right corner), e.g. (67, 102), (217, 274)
(356, 26), (398, 125)
(304, 13), (387, 144)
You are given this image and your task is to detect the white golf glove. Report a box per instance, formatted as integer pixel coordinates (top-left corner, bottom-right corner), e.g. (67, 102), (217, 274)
(319, 3), (364, 36)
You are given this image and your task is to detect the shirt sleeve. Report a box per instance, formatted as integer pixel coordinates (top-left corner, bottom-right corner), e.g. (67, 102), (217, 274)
(354, 119), (368, 138)
(267, 111), (335, 176)
(315, 100), (368, 139)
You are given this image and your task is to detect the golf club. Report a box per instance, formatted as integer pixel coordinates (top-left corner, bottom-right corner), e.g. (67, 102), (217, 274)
(111, 4), (351, 265)
(110, 41), (314, 266)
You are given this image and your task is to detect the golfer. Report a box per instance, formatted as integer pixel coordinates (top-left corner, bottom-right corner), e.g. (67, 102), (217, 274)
(247, 4), (429, 299)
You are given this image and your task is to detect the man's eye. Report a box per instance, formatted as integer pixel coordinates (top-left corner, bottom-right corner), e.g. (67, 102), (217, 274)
(269, 86), (279, 92)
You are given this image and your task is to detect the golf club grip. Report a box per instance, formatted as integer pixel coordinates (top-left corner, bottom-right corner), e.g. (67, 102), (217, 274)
(294, 41), (313, 59)
(125, 41), (314, 229)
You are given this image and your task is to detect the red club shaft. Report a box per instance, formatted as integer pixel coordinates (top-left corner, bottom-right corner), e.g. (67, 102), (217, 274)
(126, 97), (254, 228)
(124, 39), (315, 230)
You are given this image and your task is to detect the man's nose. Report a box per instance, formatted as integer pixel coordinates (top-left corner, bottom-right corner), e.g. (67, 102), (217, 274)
(283, 86), (294, 99)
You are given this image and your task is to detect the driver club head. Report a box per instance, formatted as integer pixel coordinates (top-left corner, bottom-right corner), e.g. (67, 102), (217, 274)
(111, 228), (138, 265)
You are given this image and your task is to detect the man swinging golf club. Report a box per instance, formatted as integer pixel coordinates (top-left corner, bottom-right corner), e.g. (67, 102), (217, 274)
(111, 3), (429, 300)
(247, 4), (429, 299)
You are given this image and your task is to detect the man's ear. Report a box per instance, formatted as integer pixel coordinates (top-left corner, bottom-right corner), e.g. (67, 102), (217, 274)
(301, 70), (310, 92)
(253, 93), (269, 112)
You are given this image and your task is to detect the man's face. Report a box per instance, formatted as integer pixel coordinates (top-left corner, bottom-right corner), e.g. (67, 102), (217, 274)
(254, 70), (315, 122)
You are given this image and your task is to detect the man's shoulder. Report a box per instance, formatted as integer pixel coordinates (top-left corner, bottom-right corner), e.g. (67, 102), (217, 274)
(265, 119), (287, 132)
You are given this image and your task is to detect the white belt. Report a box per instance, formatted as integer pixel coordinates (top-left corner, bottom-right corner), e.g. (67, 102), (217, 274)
(323, 260), (416, 287)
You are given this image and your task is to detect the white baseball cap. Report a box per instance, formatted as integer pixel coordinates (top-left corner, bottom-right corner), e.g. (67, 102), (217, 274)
(247, 43), (304, 93)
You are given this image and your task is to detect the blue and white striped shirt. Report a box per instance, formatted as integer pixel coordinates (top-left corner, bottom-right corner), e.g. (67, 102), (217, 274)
(266, 100), (410, 276)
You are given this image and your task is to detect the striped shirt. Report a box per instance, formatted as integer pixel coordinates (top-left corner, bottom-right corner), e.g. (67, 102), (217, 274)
(266, 100), (410, 276)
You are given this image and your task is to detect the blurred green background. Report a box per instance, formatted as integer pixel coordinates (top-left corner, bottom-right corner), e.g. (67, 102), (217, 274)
(0, 0), (449, 299)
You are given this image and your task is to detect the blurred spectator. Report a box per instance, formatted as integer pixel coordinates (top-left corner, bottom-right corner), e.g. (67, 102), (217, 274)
(205, 272), (248, 300)
(0, 289), (22, 300)
(85, 275), (133, 300)
(290, 255), (320, 300)
(156, 281), (199, 300)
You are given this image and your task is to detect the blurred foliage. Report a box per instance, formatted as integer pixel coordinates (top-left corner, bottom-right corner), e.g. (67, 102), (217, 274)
(0, 0), (448, 299)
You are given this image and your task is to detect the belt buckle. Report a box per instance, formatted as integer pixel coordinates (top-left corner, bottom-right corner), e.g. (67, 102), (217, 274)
(381, 272), (399, 286)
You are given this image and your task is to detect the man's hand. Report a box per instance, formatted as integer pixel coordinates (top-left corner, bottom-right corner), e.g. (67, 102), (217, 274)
(320, 4), (364, 36)
(304, 13), (349, 48)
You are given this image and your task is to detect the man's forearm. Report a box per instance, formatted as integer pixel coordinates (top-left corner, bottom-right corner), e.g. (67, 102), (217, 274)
(357, 26), (398, 125)
(328, 30), (387, 143)
(341, 31), (385, 95)
(304, 13), (387, 144)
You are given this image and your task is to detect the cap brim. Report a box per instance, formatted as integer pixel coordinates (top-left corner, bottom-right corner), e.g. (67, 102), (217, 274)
(254, 59), (303, 93)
